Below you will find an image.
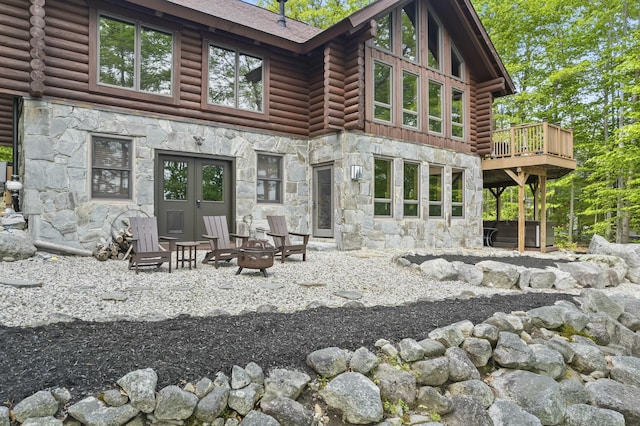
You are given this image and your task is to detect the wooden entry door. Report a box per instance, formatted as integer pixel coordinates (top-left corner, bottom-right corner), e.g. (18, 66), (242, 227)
(156, 155), (233, 241)
(312, 165), (333, 237)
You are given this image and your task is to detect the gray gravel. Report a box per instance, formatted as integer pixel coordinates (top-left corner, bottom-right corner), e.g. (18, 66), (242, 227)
(2, 244), (638, 328)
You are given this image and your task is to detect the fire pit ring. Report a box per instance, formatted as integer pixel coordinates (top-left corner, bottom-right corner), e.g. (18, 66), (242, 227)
(236, 240), (277, 277)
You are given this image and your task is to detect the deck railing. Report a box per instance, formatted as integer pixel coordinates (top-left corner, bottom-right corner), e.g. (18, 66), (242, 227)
(490, 122), (573, 159)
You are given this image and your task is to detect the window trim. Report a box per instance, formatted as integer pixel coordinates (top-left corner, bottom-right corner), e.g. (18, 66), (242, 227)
(428, 79), (444, 135)
(256, 153), (283, 204)
(401, 69), (420, 129)
(402, 161), (420, 218)
(428, 165), (443, 218)
(374, 157), (393, 217)
(426, 11), (442, 72)
(372, 60), (394, 124)
(88, 8), (180, 105)
(450, 43), (465, 81)
(90, 135), (134, 201)
(400, 0), (419, 63)
(451, 169), (465, 218)
(373, 11), (394, 53)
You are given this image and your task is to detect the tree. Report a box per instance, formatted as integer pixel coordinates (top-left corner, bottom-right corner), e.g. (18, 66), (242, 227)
(257, 0), (373, 29)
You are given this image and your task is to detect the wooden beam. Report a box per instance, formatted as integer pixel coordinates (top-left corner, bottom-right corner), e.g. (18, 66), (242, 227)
(540, 175), (547, 252)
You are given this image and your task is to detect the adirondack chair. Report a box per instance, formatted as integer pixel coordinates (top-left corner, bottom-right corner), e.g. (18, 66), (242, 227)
(128, 216), (176, 273)
(202, 215), (249, 268)
(266, 215), (309, 263)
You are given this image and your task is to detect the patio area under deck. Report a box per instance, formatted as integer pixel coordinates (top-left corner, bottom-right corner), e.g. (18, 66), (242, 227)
(482, 122), (576, 253)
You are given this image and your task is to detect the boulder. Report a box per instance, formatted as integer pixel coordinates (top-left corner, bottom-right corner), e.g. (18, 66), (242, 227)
(493, 332), (535, 369)
(588, 234), (640, 283)
(67, 397), (139, 426)
(260, 396), (314, 426)
(320, 372), (384, 424)
(0, 229), (36, 261)
(461, 337), (493, 367)
(116, 368), (157, 413)
(415, 386), (452, 415)
(419, 258), (459, 281)
(556, 261), (606, 289)
(12, 391), (58, 423)
(262, 369), (310, 404)
(398, 338), (426, 362)
(580, 254), (628, 286)
(476, 260), (520, 289)
(447, 380), (494, 408)
(446, 347), (481, 382)
(373, 363), (417, 408)
(488, 400), (542, 426)
(563, 404), (625, 426)
(609, 356), (640, 388)
(586, 378), (640, 425)
(306, 347), (349, 377)
(452, 261), (484, 286)
(440, 395), (493, 426)
(153, 385), (198, 420)
(519, 268), (556, 289)
(411, 357), (450, 386)
(349, 347), (379, 374)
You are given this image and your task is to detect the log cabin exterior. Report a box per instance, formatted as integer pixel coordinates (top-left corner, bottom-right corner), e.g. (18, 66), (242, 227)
(0, 0), (521, 252)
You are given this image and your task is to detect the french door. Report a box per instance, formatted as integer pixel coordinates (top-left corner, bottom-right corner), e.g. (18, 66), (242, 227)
(312, 165), (333, 237)
(156, 155), (233, 241)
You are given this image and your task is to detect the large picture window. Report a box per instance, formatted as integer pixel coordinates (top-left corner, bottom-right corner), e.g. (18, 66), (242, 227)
(257, 154), (282, 203)
(428, 80), (443, 134)
(451, 88), (465, 139)
(403, 162), (419, 217)
(428, 166), (443, 217)
(373, 61), (393, 123)
(208, 45), (264, 112)
(374, 158), (393, 216)
(91, 137), (132, 199)
(374, 13), (392, 51)
(401, 1), (417, 61)
(98, 15), (173, 95)
(451, 170), (464, 217)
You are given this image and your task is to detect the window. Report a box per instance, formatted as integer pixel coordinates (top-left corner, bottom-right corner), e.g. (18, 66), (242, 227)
(401, 1), (417, 61)
(98, 15), (173, 95)
(402, 71), (419, 128)
(427, 13), (441, 70)
(428, 80), (443, 134)
(428, 166), (443, 217)
(257, 154), (281, 203)
(91, 137), (132, 199)
(451, 170), (464, 217)
(162, 160), (188, 200)
(208, 45), (264, 112)
(373, 61), (393, 122)
(451, 89), (465, 139)
(374, 158), (393, 216)
(451, 45), (464, 79)
(403, 162), (419, 217)
(374, 13), (392, 51)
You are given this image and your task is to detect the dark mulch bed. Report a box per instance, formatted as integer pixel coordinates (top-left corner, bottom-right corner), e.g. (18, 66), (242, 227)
(0, 292), (575, 406)
(404, 254), (570, 269)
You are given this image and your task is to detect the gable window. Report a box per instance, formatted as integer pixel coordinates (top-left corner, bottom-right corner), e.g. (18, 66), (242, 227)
(374, 158), (393, 216)
(451, 89), (465, 139)
(91, 136), (132, 199)
(402, 71), (419, 128)
(208, 45), (264, 112)
(98, 15), (173, 95)
(401, 1), (418, 61)
(373, 61), (393, 123)
(403, 162), (420, 217)
(428, 80), (443, 134)
(257, 154), (281, 203)
(451, 45), (464, 80)
(428, 166), (443, 217)
(427, 13), (441, 70)
(374, 13), (392, 51)
(451, 170), (464, 217)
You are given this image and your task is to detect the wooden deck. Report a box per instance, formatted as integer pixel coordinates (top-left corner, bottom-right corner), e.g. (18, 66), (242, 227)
(482, 122), (576, 188)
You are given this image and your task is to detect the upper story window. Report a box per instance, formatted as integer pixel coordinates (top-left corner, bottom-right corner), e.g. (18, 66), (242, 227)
(428, 80), (443, 134)
(257, 154), (281, 203)
(98, 15), (173, 95)
(208, 45), (264, 112)
(374, 158), (393, 217)
(451, 170), (464, 217)
(403, 162), (420, 217)
(402, 70), (419, 128)
(427, 13), (441, 70)
(401, 1), (418, 62)
(451, 88), (465, 139)
(374, 13), (392, 51)
(373, 61), (393, 123)
(91, 136), (132, 199)
(451, 45), (464, 80)
(429, 165), (443, 217)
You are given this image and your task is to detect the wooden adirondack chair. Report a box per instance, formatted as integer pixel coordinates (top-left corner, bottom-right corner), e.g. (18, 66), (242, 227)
(202, 215), (249, 268)
(128, 216), (176, 273)
(266, 215), (309, 263)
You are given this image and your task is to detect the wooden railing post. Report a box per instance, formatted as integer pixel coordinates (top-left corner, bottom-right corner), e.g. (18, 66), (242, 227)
(543, 122), (548, 154)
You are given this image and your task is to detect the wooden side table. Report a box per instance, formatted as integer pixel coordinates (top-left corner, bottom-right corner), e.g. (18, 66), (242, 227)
(176, 241), (198, 269)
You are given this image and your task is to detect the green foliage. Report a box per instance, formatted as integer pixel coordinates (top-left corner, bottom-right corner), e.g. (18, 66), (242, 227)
(0, 146), (11, 162)
(557, 324), (596, 343)
(257, 0), (373, 29)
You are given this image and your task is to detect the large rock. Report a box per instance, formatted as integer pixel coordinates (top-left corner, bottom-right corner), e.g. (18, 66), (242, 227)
(488, 400), (542, 426)
(373, 363), (417, 407)
(320, 372), (383, 425)
(116, 368), (157, 413)
(411, 357), (450, 386)
(440, 395), (493, 426)
(609, 356), (640, 388)
(263, 369), (310, 403)
(447, 380), (494, 408)
(0, 229), (36, 261)
(490, 369), (565, 425)
(153, 385), (198, 420)
(576, 289), (624, 320)
(586, 378), (640, 425)
(446, 347), (481, 382)
(493, 332), (535, 369)
(67, 397), (139, 426)
(306, 347), (349, 377)
(12, 391), (58, 423)
(556, 261), (606, 289)
(519, 268), (556, 289)
(563, 403), (625, 426)
(580, 254), (628, 286)
(260, 396), (314, 426)
(476, 260), (520, 289)
(529, 344), (566, 379)
(588, 234), (640, 283)
(419, 258), (459, 281)
(415, 386), (452, 415)
(452, 261), (484, 286)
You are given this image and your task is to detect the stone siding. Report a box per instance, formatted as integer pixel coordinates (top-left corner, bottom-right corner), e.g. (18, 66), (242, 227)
(18, 99), (483, 253)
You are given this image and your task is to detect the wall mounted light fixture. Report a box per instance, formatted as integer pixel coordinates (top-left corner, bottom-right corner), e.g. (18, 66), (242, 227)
(350, 165), (363, 181)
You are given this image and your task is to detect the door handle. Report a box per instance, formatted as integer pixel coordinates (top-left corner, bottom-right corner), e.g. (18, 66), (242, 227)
(196, 199), (201, 208)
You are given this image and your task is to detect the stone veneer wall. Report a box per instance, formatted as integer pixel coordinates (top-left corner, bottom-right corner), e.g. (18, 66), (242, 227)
(18, 99), (310, 252)
(18, 98), (483, 253)
(310, 132), (484, 251)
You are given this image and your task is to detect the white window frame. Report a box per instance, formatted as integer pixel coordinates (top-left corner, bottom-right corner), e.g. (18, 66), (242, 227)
(451, 88), (465, 140)
(451, 169), (465, 218)
(372, 60), (394, 124)
(374, 157), (393, 217)
(428, 80), (444, 135)
(403, 161), (420, 218)
(428, 165), (443, 218)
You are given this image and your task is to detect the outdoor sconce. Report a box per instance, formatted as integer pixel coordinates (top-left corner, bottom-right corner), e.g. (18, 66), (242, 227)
(350, 165), (363, 181)
(6, 175), (22, 212)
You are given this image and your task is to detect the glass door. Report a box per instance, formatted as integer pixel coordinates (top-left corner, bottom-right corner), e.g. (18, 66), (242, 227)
(313, 165), (333, 238)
